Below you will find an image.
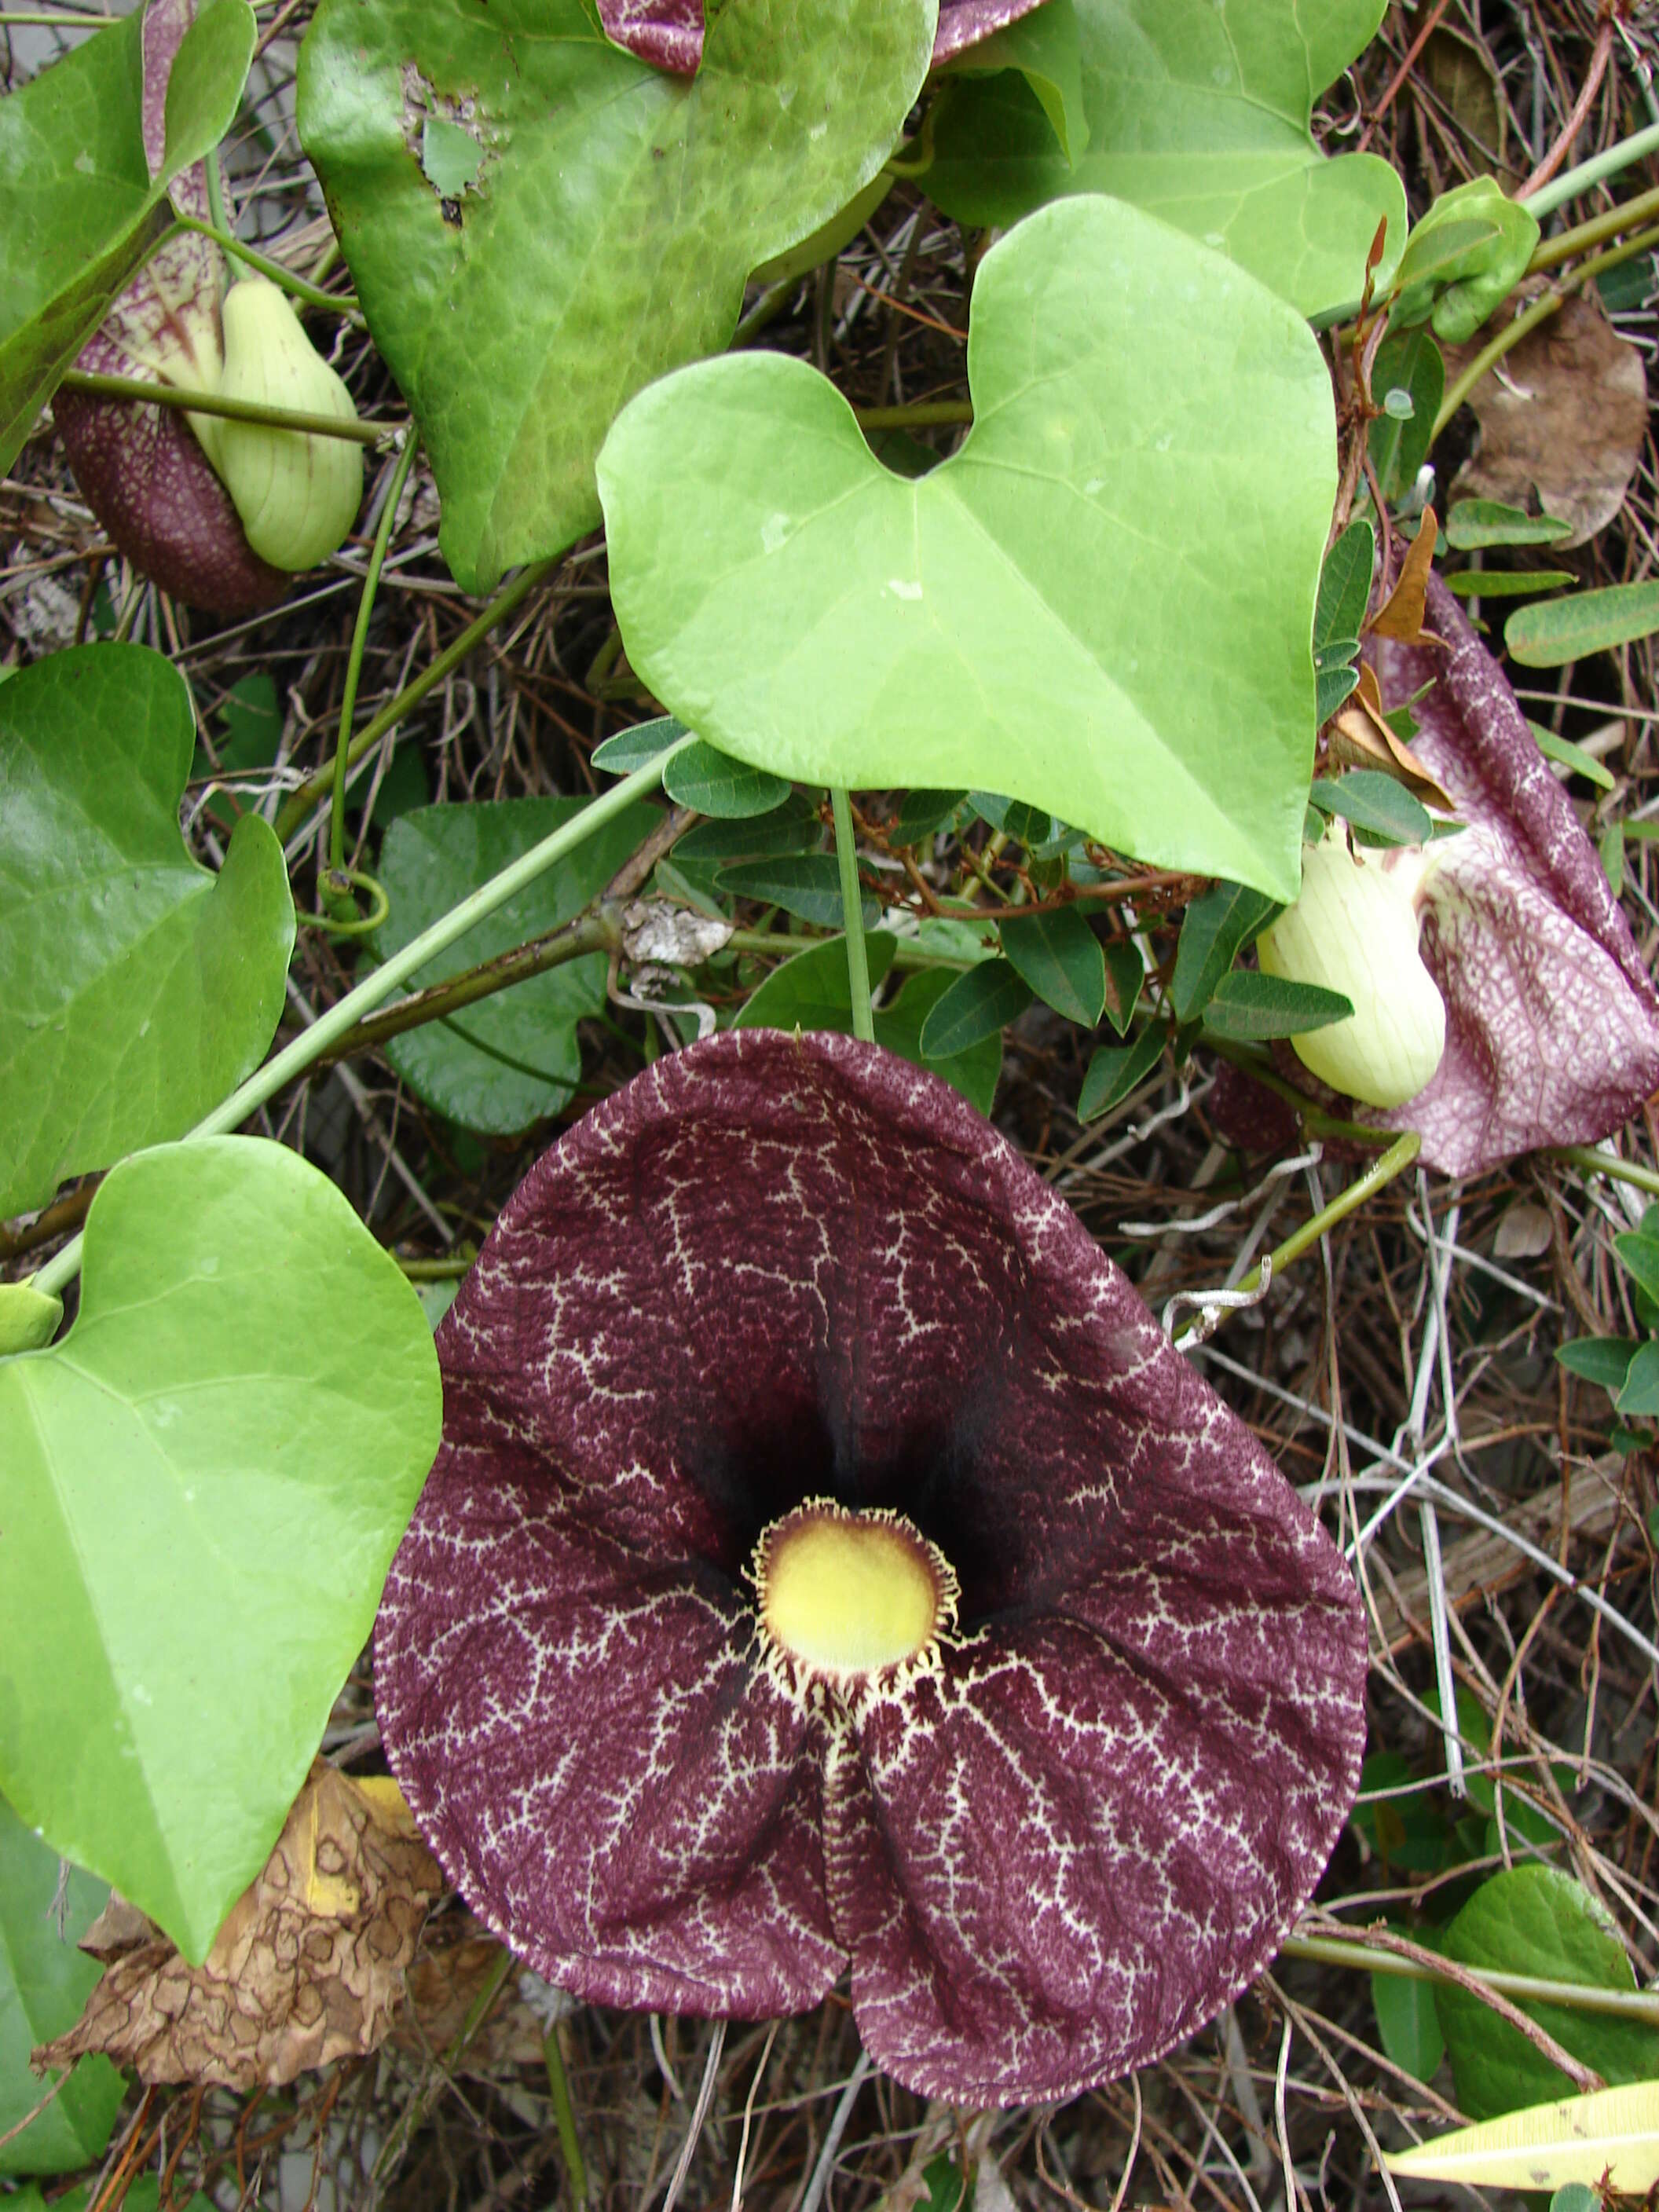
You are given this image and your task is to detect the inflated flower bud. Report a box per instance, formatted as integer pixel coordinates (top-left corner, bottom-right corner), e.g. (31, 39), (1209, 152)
(196, 277), (362, 571)
(1256, 825), (1445, 1109)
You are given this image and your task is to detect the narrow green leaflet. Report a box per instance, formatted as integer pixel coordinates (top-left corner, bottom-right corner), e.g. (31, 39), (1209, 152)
(1078, 1023), (1163, 1119)
(1202, 970), (1351, 1042)
(998, 904), (1106, 1025)
(1101, 939), (1143, 1036)
(918, 958), (1033, 1058)
(1316, 520), (1375, 658)
(940, 0), (1088, 166)
(1436, 1866), (1659, 2120)
(735, 932), (999, 1111)
(591, 718), (689, 775)
(1445, 569), (1575, 600)
(1309, 771), (1433, 847)
(1507, 583), (1659, 667)
(1448, 500), (1573, 550)
(922, 0), (1404, 320)
(1368, 326), (1445, 503)
(374, 797), (658, 1135)
(0, 0), (256, 473)
(0, 1139), (441, 1964)
(0, 1799), (123, 2175)
(297, 0), (934, 592)
(1372, 1956), (1445, 2086)
(890, 791), (968, 844)
(1170, 879), (1277, 1024)
(0, 645), (295, 1218)
(1555, 1335), (1642, 1395)
(719, 854), (880, 928)
(662, 742), (793, 820)
(601, 196), (1335, 903)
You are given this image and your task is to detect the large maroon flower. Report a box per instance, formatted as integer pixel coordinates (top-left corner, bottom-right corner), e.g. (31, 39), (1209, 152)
(376, 1031), (1365, 2104)
(1361, 575), (1659, 1175)
(594, 0), (1041, 79)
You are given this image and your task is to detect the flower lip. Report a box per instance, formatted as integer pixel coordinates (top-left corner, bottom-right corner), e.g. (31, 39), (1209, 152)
(750, 1497), (958, 1697)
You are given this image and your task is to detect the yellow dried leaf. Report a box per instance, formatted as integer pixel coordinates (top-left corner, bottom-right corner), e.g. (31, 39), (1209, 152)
(1385, 2079), (1659, 2192)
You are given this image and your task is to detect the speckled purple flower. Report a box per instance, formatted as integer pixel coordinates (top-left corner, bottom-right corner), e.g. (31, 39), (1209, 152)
(1364, 575), (1659, 1175)
(594, 0), (1040, 77)
(376, 1031), (1365, 2104)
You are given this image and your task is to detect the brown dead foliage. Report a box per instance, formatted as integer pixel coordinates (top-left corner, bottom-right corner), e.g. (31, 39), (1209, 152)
(34, 1764), (441, 2089)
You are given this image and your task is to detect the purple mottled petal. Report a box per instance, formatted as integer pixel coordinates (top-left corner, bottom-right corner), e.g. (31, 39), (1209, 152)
(57, 0), (284, 618)
(1367, 575), (1659, 1175)
(378, 1031), (1364, 2099)
(376, 1434), (839, 2012)
(594, 0), (1042, 77)
(56, 382), (286, 619)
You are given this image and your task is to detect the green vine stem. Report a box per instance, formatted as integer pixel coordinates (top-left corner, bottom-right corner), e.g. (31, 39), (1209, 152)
(273, 557), (560, 841)
(331, 434), (421, 875)
(173, 214), (361, 317)
(1431, 220), (1659, 443)
(295, 865), (390, 938)
(831, 786), (875, 1042)
(202, 145), (251, 283)
(1282, 1932), (1659, 2027)
(55, 366), (389, 447)
(1527, 179), (1659, 274)
(1521, 115), (1659, 220)
(1172, 1130), (1421, 1346)
(1554, 1144), (1659, 1199)
(31, 734), (698, 1301)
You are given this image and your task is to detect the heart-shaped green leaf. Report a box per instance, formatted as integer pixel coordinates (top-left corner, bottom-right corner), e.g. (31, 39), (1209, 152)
(373, 797), (660, 1135)
(0, 1800), (123, 2176)
(922, 0), (1404, 320)
(599, 196), (1334, 903)
(0, 644), (295, 1218)
(0, 1137), (440, 1962)
(0, 0), (256, 473)
(297, 0), (934, 593)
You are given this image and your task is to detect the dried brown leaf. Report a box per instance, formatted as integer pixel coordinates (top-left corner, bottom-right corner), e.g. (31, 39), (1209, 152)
(1447, 290), (1648, 547)
(1370, 508), (1437, 639)
(32, 1763), (441, 2089)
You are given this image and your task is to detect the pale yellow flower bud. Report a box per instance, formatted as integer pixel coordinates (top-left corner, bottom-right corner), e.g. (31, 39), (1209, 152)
(1257, 824), (1446, 1109)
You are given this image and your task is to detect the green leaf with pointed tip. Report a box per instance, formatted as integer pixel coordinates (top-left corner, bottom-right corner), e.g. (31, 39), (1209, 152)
(1614, 1339), (1659, 1417)
(0, 1138), (440, 1964)
(717, 853), (879, 928)
(735, 931), (999, 1111)
(1101, 938), (1143, 1036)
(0, 0), (256, 473)
(1437, 1866), (1659, 2119)
(998, 903), (1106, 1025)
(0, 1798), (123, 2175)
(1170, 878), (1276, 1024)
(917, 957), (1031, 1057)
(1309, 771), (1432, 847)
(922, 0), (1404, 320)
(373, 797), (658, 1135)
(943, 0), (1088, 166)
(1078, 1021), (1163, 1119)
(0, 645), (295, 1219)
(1317, 521), (1375, 656)
(1202, 969), (1352, 1042)
(297, 0), (934, 594)
(592, 718), (689, 775)
(600, 196), (1334, 903)
(1368, 325), (1445, 503)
